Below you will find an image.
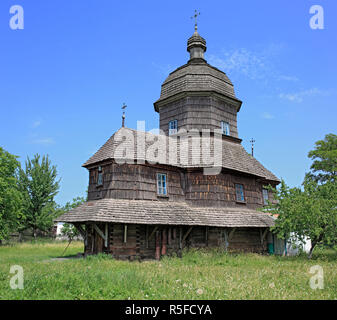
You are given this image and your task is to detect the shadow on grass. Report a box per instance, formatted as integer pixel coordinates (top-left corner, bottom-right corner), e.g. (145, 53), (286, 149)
(45, 253), (85, 263)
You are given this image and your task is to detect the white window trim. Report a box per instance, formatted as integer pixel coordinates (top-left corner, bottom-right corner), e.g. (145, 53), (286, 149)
(221, 121), (230, 136)
(262, 188), (269, 205)
(169, 120), (178, 135)
(157, 173), (167, 196)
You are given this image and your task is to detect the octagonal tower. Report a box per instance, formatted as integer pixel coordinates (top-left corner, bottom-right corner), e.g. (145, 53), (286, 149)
(154, 25), (242, 140)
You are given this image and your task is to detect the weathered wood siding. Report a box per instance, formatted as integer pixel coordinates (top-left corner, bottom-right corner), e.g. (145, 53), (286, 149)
(184, 170), (275, 210)
(85, 223), (268, 259)
(109, 224), (141, 260)
(87, 163), (274, 209)
(159, 96), (239, 138)
(88, 163), (185, 202)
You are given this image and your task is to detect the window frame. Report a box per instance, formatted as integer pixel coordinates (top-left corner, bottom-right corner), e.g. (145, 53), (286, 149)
(262, 188), (269, 205)
(235, 183), (245, 203)
(97, 166), (103, 187)
(156, 173), (167, 196)
(221, 121), (230, 136)
(169, 120), (178, 135)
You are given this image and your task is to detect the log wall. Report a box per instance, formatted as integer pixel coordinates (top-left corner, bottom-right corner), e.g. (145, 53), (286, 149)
(84, 223), (268, 259)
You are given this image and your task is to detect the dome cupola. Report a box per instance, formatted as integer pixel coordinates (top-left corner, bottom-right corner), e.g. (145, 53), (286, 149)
(187, 25), (207, 61)
(153, 14), (242, 139)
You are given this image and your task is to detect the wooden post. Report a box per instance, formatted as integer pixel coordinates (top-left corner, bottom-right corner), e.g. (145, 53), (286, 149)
(179, 227), (182, 249)
(167, 228), (171, 246)
(83, 225), (88, 248)
(205, 226), (209, 247)
(228, 227), (236, 241)
(182, 227), (193, 243)
(91, 224), (94, 254)
(93, 224), (107, 246)
(146, 225), (149, 249)
(224, 229), (229, 251)
(149, 226), (158, 241)
(124, 224), (128, 243)
(161, 228), (167, 256)
(155, 231), (161, 260)
(260, 228), (268, 246)
(105, 223), (108, 248)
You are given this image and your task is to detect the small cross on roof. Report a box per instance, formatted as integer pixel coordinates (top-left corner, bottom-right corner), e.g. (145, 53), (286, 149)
(191, 10), (200, 30)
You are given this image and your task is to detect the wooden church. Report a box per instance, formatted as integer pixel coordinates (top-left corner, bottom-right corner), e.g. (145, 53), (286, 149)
(55, 22), (280, 260)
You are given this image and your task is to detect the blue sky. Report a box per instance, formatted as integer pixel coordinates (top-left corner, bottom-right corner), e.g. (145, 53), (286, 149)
(0, 0), (336, 205)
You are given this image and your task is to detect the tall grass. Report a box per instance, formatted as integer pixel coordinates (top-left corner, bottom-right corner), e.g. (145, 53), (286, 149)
(0, 241), (336, 300)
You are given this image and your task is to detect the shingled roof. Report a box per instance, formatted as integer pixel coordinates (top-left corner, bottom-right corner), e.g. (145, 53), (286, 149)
(155, 60), (238, 104)
(82, 127), (279, 182)
(55, 199), (275, 228)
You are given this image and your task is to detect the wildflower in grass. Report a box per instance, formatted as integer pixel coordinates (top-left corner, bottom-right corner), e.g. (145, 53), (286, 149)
(183, 283), (188, 288)
(196, 289), (203, 295)
(176, 279), (181, 282)
(269, 282), (275, 289)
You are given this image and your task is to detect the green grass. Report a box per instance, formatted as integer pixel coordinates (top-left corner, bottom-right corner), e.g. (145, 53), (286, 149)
(0, 241), (336, 300)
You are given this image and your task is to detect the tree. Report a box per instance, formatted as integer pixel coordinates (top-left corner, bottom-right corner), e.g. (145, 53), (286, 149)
(58, 196), (86, 214)
(0, 147), (23, 242)
(57, 196), (86, 241)
(265, 178), (337, 259)
(58, 196), (86, 255)
(18, 154), (60, 238)
(307, 133), (337, 183)
(264, 134), (337, 258)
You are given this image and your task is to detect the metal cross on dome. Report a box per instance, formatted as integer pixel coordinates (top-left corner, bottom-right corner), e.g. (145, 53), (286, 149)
(250, 138), (256, 157)
(121, 103), (127, 127)
(191, 10), (200, 29)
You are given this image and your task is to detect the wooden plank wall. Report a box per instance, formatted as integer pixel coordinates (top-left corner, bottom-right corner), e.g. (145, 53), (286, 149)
(85, 224), (268, 259)
(184, 226), (267, 254)
(87, 163), (274, 210)
(88, 163), (185, 202)
(109, 224), (140, 260)
(185, 170), (272, 210)
(227, 228), (267, 253)
(159, 96), (239, 138)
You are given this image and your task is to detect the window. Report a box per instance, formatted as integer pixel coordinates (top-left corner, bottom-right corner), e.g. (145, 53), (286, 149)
(97, 166), (103, 186)
(235, 184), (245, 202)
(169, 120), (178, 135)
(262, 188), (269, 205)
(221, 121), (230, 136)
(157, 173), (167, 195)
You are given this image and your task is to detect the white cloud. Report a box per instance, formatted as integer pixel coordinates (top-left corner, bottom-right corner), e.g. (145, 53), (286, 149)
(32, 120), (41, 128)
(279, 88), (332, 103)
(261, 112), (275, 120)
(31, 137), (55, 145)
(277, 75), (299, 82)
(208, 44), (298, 84)
(209, 48), (269, 81)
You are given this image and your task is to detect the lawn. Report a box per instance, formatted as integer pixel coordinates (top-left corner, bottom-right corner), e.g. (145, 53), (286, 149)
(0, 241), (336, 300)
